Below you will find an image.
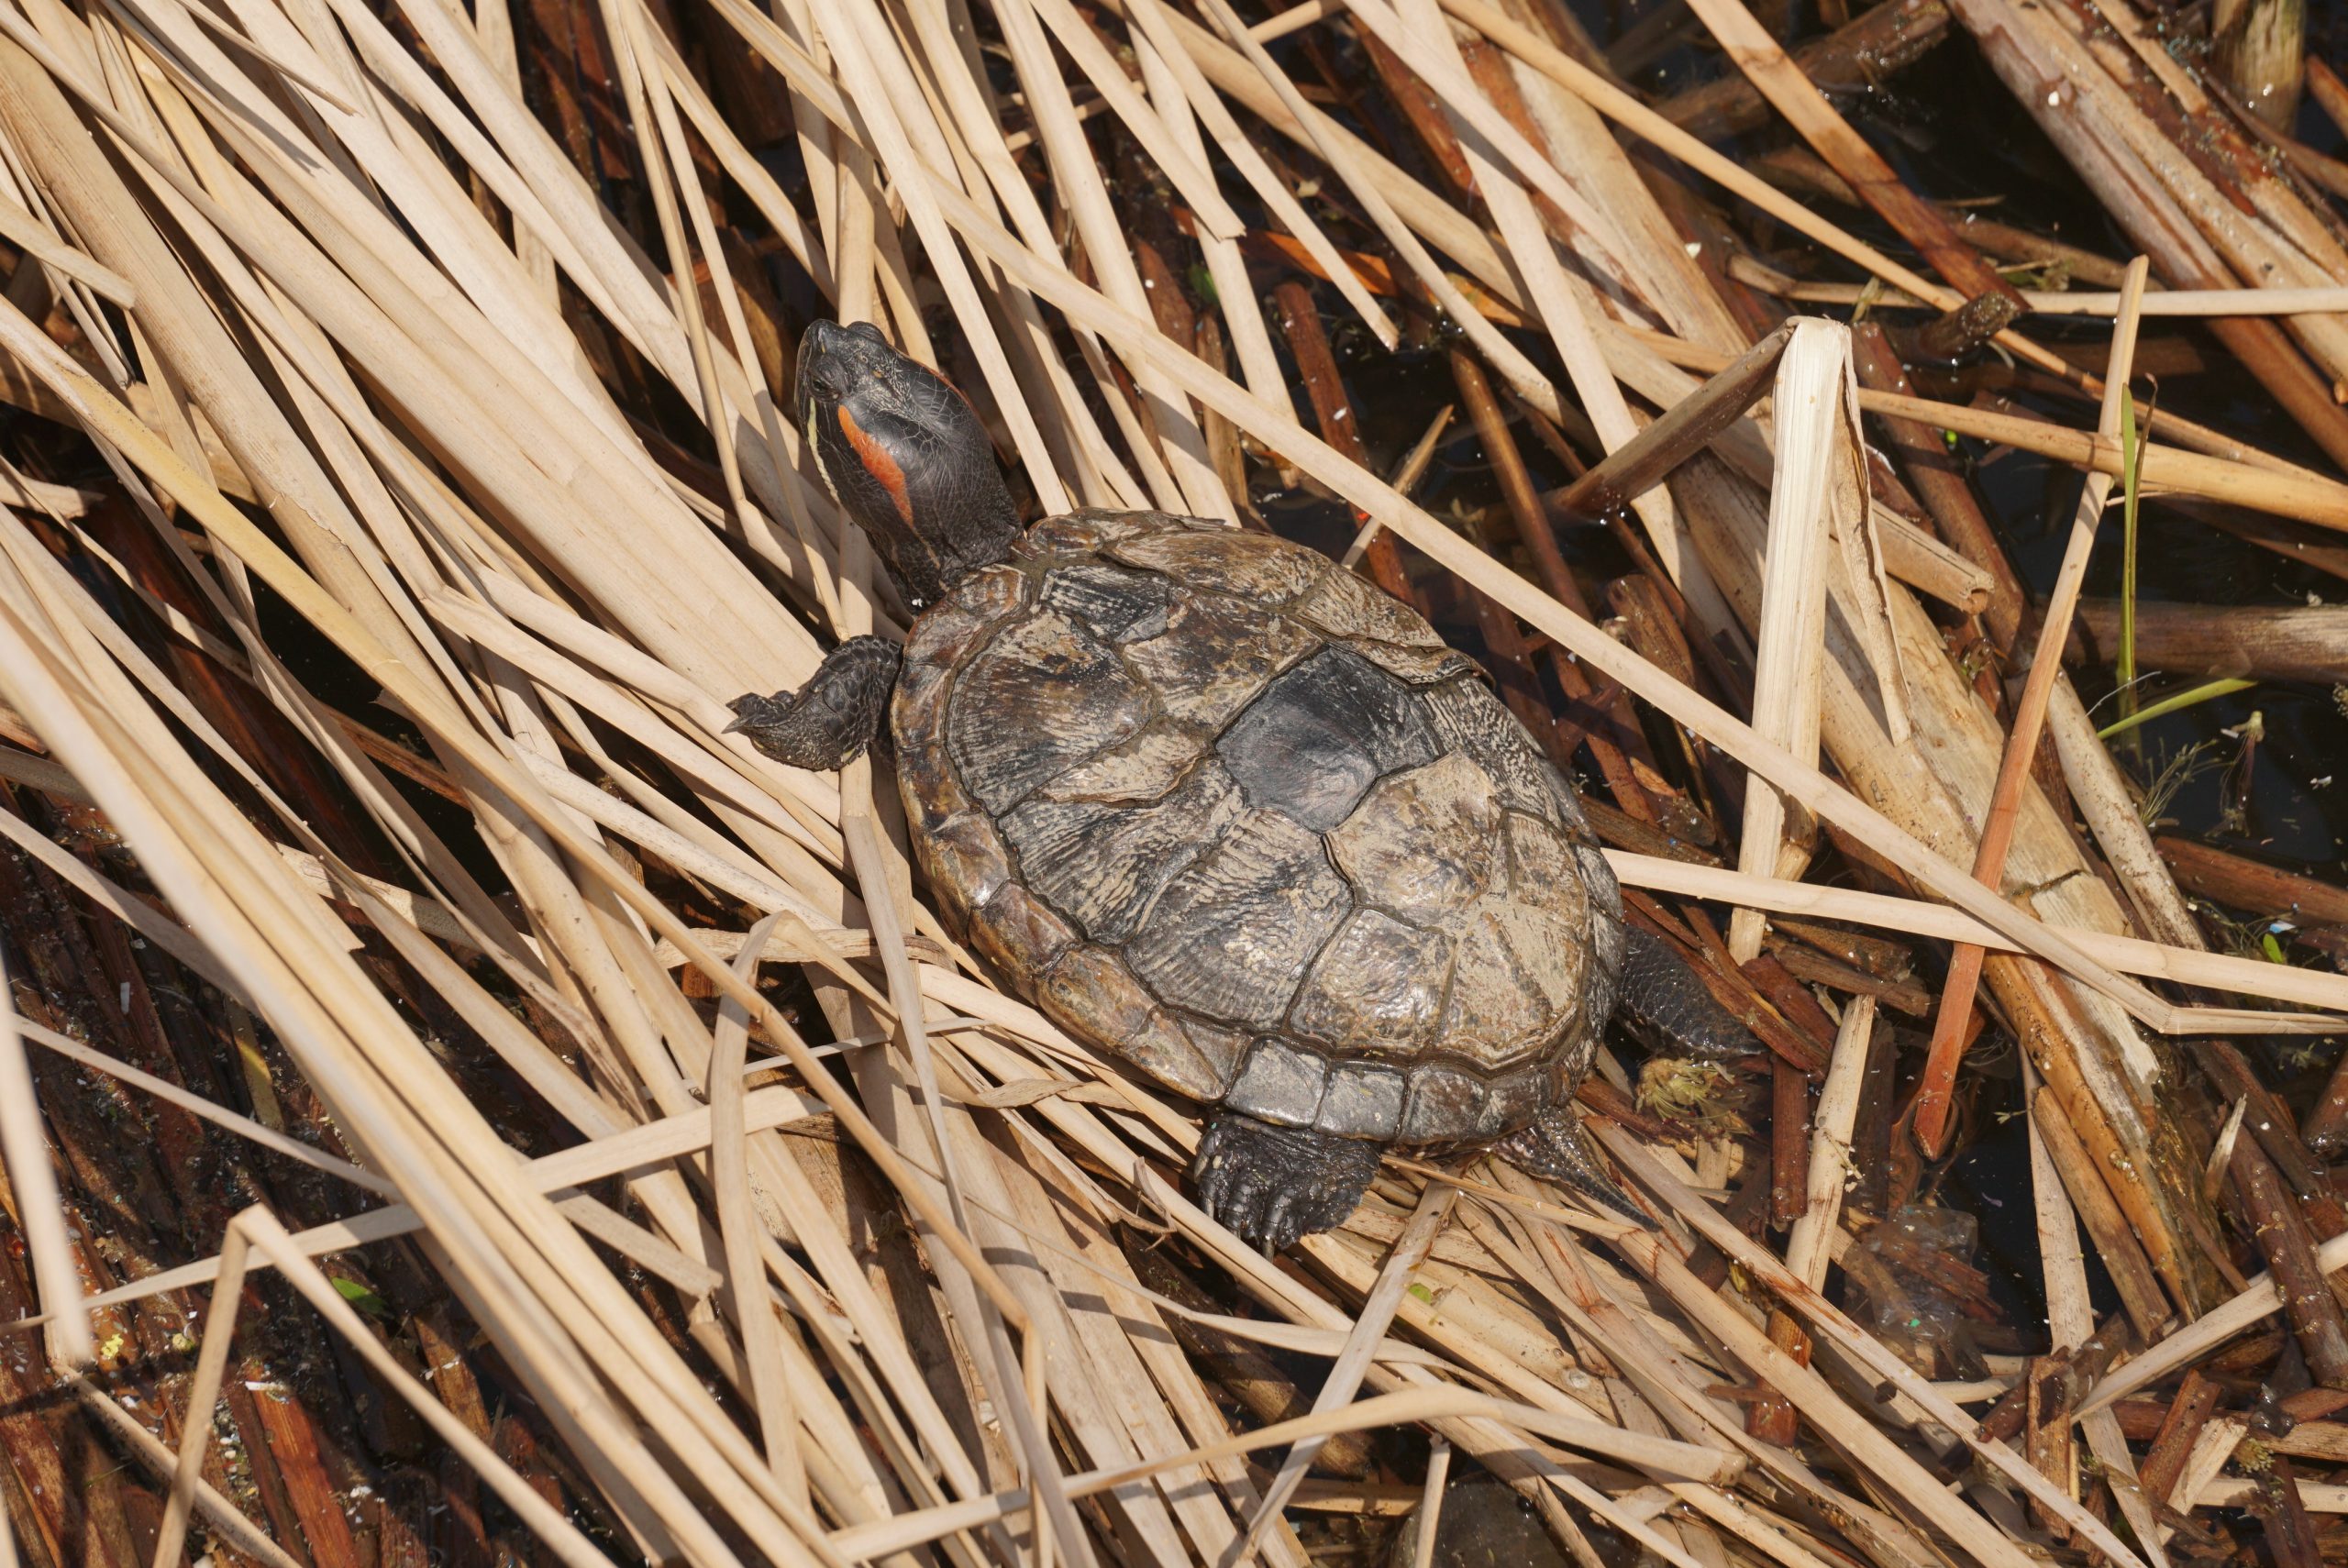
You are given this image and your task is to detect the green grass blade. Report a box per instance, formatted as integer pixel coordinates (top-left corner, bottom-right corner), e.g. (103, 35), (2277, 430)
(2116, 389), (2142, 730)
(2097, 677), (2255, 741)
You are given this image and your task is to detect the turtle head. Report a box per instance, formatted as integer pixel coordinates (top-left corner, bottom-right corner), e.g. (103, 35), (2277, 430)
(794, 319), (1021, 611)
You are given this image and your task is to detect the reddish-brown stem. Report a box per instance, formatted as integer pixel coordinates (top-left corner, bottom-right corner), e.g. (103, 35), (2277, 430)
(1913, 261), (2148, 1156)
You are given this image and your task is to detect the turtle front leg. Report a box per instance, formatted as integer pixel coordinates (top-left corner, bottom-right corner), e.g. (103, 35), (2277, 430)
(1192, 1112), (1380, 1252)
(1498, 1106), (1655, 1228)
(1617, 925), (1759, 1061)
(726, 635), (901, 770)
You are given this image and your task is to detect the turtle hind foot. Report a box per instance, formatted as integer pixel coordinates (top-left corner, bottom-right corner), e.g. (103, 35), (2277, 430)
(1498, 1107), (1656, 1229)
(725, 635), (901, 771)
(1618, 925), (1760, 1062)
(1192, 1113), (1379, 1252)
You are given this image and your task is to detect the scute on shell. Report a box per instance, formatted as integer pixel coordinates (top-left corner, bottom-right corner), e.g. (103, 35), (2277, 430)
(922, 812), (1012, 925)
(1316, 1062), (1409, 1138)
(1398, 1064), (1486, 1143)
(1501, 810), (1594, 937)
(1038, 947), (1223, 1100)
(1501, 809), (1578, 901)
(1038, 723), (1204, 807)
(1437, 895), (1587, 1069)
(1576, 844), (1627, 1037)
(892, 662), (956, 828)
(1036, 945), (1153, 1049)
(1417, 675), (1561, 823)
(1016, 507), (1197, 558)
(1224, 1040), (1329, 1129)
(947, 608), (1151, 812)
(1480, 1064), (1551, 1142)
(1349, 642), (1483, 686)
(1293, 568), (1482, 683)
(904, 563), (1025, 670)
(1290, 909), (1451, 1059)
(1000, 761), (1241, 943)
(1327, 752), (1502, 926)
(1215, 646), (1439, 831)
(965, 880), (1079, 991)
(1122, 593), (1319, 729)
(1106, 525), (1325, 604)
(1545, 767), (1598, 839)
(1291, 564), (1445, 650)
(1176, 1016), (1251, 1092)
(1121, 1017), (1226, 1103)
(1036, 560), (1173, 644)
(1124, 808), (1350, 1032)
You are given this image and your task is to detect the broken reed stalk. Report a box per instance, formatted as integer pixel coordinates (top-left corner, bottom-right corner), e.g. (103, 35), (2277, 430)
(2212, 0), (2305, 130)
(1732, 278), (2348, 316)
(1386, 0), (1694, 602)
(2072, 597), (2348, 683)
(707, 910), (806, 1503)
(146, 1223), (250, 1568)
(238, 1207), (621, 1568)
(2085, 1219), (2348, 1419)
(2229, 1132), (2348, 1390)
(1429, 0), (2076, 381)
(70, 1375), (310, 1568)
(1729, 322), (1854, 962)
(1407, 1440), (1452, 1568)
(1910, 257), (2150, 1157)
(2021, 1056), (2164, 1554)
(1656, 0), (1952, 139)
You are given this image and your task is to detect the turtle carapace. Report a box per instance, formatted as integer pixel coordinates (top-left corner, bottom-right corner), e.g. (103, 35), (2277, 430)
(730, 320), (1754, 1250)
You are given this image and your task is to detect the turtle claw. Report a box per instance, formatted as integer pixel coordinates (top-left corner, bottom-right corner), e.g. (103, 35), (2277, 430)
(1193, 1113), (1379, 1251)
(1266, 1190), (1300, 1249)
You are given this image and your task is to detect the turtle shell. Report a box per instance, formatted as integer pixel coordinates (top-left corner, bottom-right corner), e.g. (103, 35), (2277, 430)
(893, 510), (1625, 1147)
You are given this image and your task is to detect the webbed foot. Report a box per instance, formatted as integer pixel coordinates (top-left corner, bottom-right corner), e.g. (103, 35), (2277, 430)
(1192, 1113), (1380, 1251)
(1617, 925), (1759, 1061)
(726, 635), (901, 770)
(1498, 1105), (1655, 1228)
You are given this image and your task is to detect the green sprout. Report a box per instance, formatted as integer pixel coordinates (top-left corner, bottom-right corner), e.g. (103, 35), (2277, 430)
(2099, 678), (2256, 742)
(2115, 388), (2143, 743)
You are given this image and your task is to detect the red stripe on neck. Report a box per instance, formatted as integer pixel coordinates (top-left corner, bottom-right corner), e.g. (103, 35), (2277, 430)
(836, 405), (915, 528)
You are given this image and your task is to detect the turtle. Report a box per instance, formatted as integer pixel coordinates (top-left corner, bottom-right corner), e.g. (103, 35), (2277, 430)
(728, 320), (1754, 1250)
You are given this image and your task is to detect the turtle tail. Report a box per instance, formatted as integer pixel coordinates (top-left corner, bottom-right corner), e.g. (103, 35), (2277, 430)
(1497, 1106), (1656, 1229)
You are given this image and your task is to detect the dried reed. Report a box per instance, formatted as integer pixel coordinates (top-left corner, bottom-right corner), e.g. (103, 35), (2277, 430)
(0, 0), (2338, 1565)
